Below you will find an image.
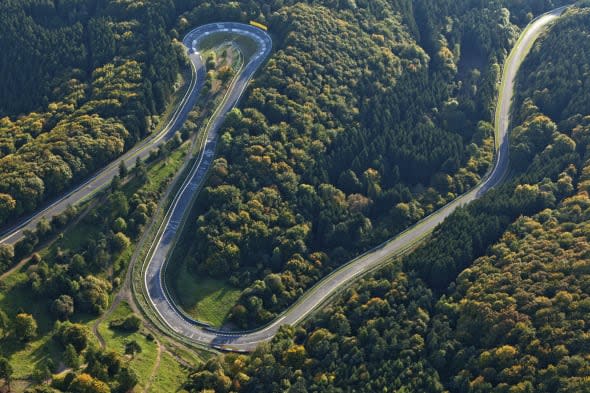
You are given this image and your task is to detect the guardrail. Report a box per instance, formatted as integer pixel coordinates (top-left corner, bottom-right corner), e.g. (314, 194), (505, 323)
(137, 6), (570, 350)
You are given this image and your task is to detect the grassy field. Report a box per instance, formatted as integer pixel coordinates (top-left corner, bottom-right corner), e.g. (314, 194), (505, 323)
(168, 259), (241, 328)
(0, 289), (191, 389)
(150, 351), (188, 392)
(0, 267), (72, 382)
(0, 268), (53, 332)
(0, 137), (193, 392)
(97, 302), (187, 392)
(138, 144), (190, 195)
(198, 32), (258, 60)
(0, 331), (61, 381)
(0, 261), (99, 383)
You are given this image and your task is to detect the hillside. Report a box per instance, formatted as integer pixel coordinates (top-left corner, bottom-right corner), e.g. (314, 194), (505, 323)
(0, 0), (585, 392)
(0, 0), (182, 225)
(171, 0), (534, 328)
(186, 4), (590, 393)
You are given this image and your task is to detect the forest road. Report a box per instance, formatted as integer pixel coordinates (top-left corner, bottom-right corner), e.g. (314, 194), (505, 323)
(143, 7), (568, 352)
(0, 27), (208, 246)
(0, 7), (569, 352)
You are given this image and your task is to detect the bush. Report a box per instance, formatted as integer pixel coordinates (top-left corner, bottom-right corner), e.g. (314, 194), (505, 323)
(14, 313), (37, 342)
(111, 232), (131, 253)
(54, 322), (90, 353)
(51, 295), (75, 321)
(109, 314), (141, 332)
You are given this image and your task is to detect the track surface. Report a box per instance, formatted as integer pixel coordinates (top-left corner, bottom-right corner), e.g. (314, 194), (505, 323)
(0, 34), (207, 246)
(0, 8), (568, 352)
(143, 8), (567, 352)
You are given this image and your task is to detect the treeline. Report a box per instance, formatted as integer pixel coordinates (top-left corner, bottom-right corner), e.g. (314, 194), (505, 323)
(0, 46), (246, 391)
(174, 0), (541, 328)
(187, 270), (444, 393)
(515, 2), (590, 126)
(186, 5), (590, 392)
(0, 0), (180, 117)
(0, 0), (184, 225)
(427, 9), (590, 389)
(21, 135), (184, 317)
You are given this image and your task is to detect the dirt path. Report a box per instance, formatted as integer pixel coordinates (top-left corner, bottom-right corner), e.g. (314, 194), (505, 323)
(91, 294), (121, 349)
(0, 255), (30, 281)
(143, 339), (162, 393)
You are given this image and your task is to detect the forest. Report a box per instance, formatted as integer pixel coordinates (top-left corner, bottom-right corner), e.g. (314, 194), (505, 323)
(173, 0), (570, 328)
(0, 0), (575, 329)
(0, 134), (185, 391)
(0, 0), (183, 225)
(0, 30), (243, 390)
(0, 0), (587, 391)
(186, 4), (590, 392)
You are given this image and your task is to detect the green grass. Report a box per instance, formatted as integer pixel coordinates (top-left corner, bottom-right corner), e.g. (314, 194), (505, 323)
(141, 144), (189, 195)
(42, 143), (188, 269)
(149, 351), (187, 393)
(0, 281), (189, 389)
(0, 132), (191, 389)
(0, 268), (54, 332)
(0, 267), (62, 382)
(161, 338), (208, 365)
(198, 33), (258, 60)
(0, 71), (199, 390)
(168, 260), (241, 328)
(234, 35), (259, 59)
(56, 221), (98, 251)
(1, 334), (62, 381)
(98, 302), (163, 391)
(153, 71), (190, 130)
(0, 265), (101, 385)
(97, 301), (189, 392)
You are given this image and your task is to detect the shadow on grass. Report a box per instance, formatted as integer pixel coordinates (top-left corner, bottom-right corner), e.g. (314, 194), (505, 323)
(0, 337), (28, 355)
(0, 278), (53, 333)
(166, 260), (242, 327)
(0, 334), (61, 379)
(30, 337), (61, 366)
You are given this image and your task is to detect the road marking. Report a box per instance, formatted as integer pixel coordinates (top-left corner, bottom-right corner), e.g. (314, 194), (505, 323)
(2, 12), (568, 352)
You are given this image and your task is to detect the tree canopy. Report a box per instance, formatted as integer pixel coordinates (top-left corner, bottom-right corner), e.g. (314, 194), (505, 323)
(186, 4), (590, 393)
(173, 0), (565, 329)
(0, 0), (183, 225)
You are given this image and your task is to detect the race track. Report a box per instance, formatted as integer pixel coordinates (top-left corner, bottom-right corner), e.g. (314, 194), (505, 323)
(0, 8), (569, 352)
(143, 9), (567, 352)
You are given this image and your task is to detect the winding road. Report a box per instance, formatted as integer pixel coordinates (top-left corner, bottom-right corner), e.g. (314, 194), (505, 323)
(0, 7), (569, 352)
(143, 8), (568, 352)
(0, 33), (208, 246)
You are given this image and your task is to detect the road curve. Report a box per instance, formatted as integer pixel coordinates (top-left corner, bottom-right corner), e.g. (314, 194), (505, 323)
(143, 8), (567, 352)
(0, 35), (208, 246)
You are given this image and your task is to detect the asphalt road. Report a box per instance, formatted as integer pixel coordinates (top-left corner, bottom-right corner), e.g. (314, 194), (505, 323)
(0, 35), (207, 245)
(0, 8), (568, 352)
(142, 8), (567, 352)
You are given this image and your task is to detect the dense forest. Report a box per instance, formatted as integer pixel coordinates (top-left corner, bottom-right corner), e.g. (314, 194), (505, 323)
(0, 0), (183, 225)
(1, 0), (588, 391)
(174, 0), (570, 328)
(186, 4), (590, 392)
(0, 0), (575, 329)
